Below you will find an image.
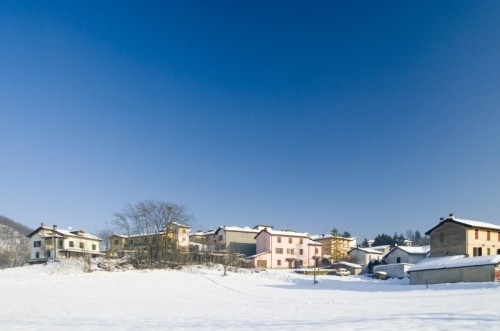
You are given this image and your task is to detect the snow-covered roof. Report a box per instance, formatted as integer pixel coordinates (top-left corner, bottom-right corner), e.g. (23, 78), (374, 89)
(56, 228), (101, 240)
(190, 230), (216, 236)
(336, 261), (363, 268)
(215, 226), (261, 234)
(262, 229), (310, 238)
(170, 222), (190, 228)
(426, 216), (500, 234)
(370, 245), (390, 251)
(408, 255), (500, 272)
(350, 247), (384, 255)
(392, 245), (430, 255)
(29, 226), (101, 241)
(311, 234), (356, 241)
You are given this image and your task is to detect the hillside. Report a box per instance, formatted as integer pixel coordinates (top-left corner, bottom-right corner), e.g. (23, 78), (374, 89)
(0, 216), (31, 268)
(0, 215), (33, 236)
(0, 261), (499, 330)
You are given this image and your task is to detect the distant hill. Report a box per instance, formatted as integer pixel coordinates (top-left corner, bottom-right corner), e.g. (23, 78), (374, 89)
(0, 215), (33, 236)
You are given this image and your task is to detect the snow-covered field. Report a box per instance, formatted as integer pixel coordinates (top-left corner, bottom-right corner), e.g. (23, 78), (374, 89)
(1, 260), (499, 330)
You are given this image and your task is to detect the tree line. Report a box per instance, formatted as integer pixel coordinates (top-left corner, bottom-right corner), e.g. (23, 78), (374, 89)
(360, 230), (429, 247)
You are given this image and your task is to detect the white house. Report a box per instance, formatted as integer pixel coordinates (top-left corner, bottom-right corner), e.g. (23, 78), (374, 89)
(27, 223), (103, 263)
(383, 245), (430, 264)
(348, 247), (384, 266)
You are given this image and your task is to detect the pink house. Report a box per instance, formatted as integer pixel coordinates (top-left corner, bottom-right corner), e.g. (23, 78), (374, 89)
(250, 229), (322, 269)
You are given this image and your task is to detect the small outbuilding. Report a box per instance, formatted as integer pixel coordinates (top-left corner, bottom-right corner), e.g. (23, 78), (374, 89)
(331, 261), (363, 275)
(408, 255), (500, 285)
(373, 263), (414, 279)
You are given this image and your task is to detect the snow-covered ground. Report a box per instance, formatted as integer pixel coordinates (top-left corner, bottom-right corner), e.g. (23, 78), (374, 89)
(1, 260), (499, 330)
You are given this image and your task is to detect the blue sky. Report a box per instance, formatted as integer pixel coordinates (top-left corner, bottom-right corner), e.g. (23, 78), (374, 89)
(1, 1), (500, 239)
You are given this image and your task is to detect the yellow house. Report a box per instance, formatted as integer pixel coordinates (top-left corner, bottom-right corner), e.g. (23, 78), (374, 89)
(109, 222), (190, 258)
(312, 234), (357, 263)
(426, 214), (500, 257)
(27, 223), (103, 263)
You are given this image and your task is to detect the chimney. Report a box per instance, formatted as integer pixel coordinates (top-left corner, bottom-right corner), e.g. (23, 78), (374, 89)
(53, 225), (58, 230)
(449, 213), (454, 219)
(41, 222), (45, 227)
(440, 218), (444, 221)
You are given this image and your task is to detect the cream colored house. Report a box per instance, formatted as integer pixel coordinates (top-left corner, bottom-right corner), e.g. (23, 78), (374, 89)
(109, 222), (190, 258)
(27, 223), (103, 264)
(249, 229), (322, 269)
(426, 214), (500, 258)
(312, 234), (357, 263)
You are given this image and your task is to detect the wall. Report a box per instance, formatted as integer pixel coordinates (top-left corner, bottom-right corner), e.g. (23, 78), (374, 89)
(385, 248), (427, 265)
(429, 222), (467, 257)
(226, 231), (258, 256)
(465, 228), (500, 257)
(409, 265), (497, 285)
(373, 263), (413, 279)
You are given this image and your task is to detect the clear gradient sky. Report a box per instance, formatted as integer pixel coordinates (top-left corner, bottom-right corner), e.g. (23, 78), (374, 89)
(1, 1), (500, 240)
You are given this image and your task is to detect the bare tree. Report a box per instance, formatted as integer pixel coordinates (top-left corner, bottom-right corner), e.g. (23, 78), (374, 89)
(94, 222), (114, 255)
(113, 200), (194, 267)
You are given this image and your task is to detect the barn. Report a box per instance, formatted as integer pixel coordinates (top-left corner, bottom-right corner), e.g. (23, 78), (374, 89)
(408, 255), (500, 285)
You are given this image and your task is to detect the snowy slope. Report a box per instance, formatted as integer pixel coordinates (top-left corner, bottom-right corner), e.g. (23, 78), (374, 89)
(0, 260), (499, 330)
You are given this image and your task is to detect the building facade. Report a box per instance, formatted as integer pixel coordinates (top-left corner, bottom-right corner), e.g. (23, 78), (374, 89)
(312, 234), (357, 263)
(250, 229), (322, 269)
(426, 214), (500, 258)
(27, 223), (102, 263)
(207, 225), (273, 256)
(109, 222), (190, 258)
(383, 245), (430, 265)
(348, 247), (384, 266)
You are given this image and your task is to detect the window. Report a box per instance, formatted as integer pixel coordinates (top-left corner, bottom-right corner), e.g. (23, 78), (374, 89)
(286, 248), (294, 254)
(487, 248), (491, 255)
(277, 237), (281, 243)
(58, 240), (63, 249)
(487, 231), (491, 241)
(397, 257), (401, 263)
(315, 248), (318, 254)
(475, 229), (479, 240)
(46, 250), (51, 258)
(497, 248), (500, 255)
(473, 247), (482, 257)
(218, 235), (222, 241)
(69, 241), (74, 248)
(114, 240), (118, 245)
(277, 260), (282, 266)
(92, 244), (97, 251)
(498, 232), (500, 242)
(288, 237), (292, 244)
(299, 238), (303, 244)
(299, 249), (304, 255)
(79, 243), (84, 249)
(275, 248), (283, 254)
(34, 241), (41, 248)
(35, 252), (40, 259)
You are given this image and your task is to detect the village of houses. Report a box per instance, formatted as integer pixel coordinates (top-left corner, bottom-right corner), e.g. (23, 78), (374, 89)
(26, 213), (500, 285)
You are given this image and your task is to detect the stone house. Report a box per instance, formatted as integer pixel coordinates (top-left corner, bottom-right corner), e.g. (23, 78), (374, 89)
(425, 214), (500, 257)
